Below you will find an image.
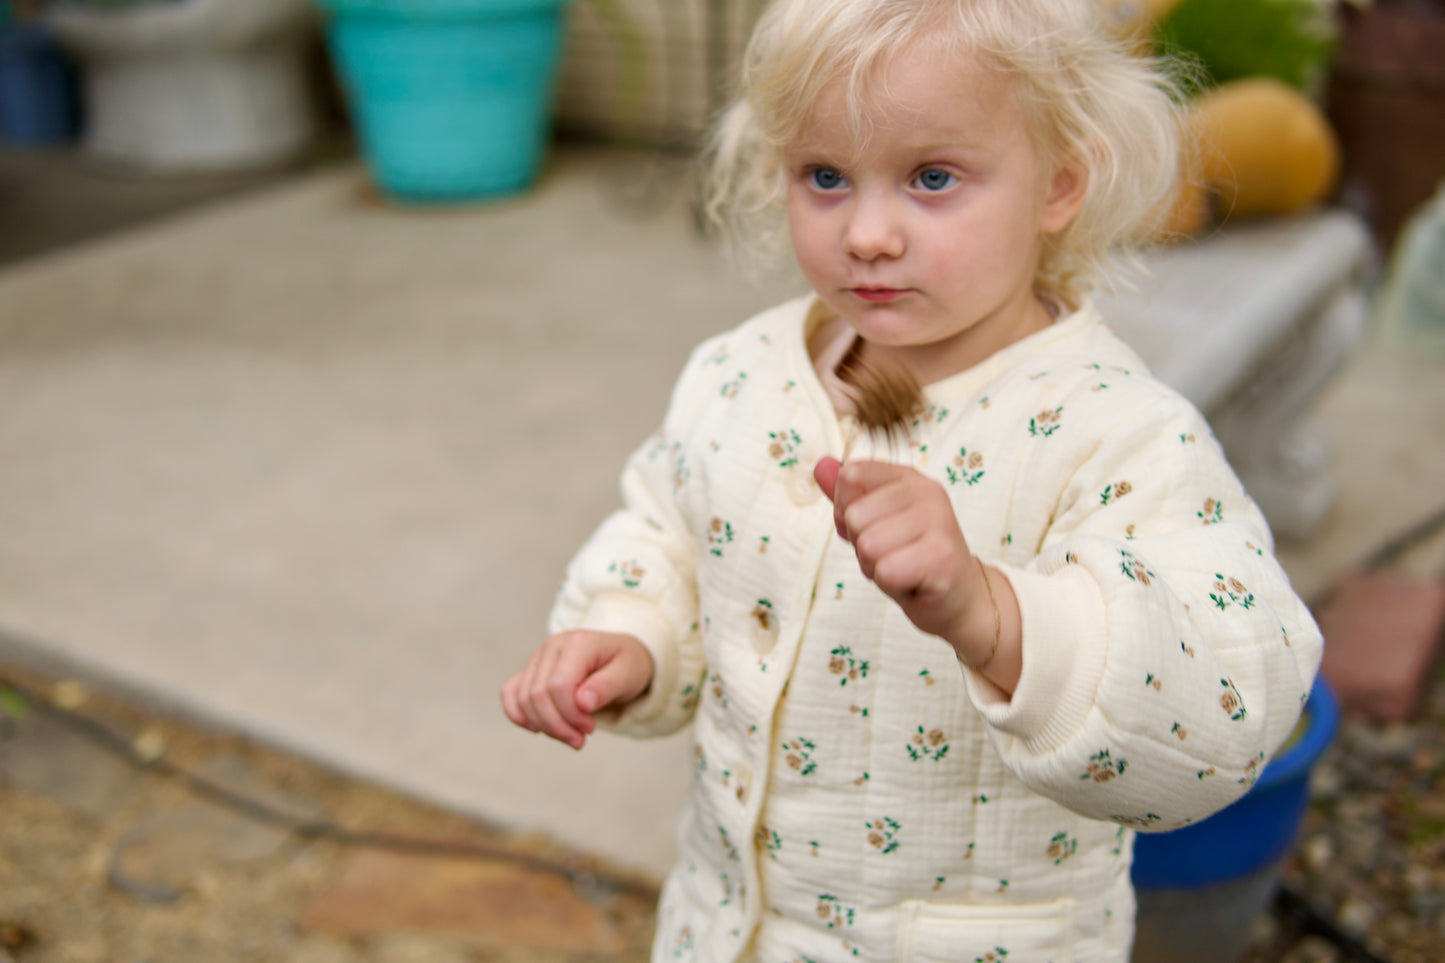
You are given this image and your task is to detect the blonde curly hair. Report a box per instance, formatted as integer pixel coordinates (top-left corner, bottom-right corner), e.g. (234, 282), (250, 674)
(706, 0), (1186, 310)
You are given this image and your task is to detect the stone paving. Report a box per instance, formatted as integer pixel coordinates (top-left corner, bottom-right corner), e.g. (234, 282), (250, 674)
(0, 665), (656, 963)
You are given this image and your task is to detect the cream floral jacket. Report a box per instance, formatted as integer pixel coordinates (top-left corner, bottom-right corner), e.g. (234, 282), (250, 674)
(549, 296), (1323, 963)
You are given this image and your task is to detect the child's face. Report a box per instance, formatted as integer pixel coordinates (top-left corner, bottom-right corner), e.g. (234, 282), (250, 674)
(784, 47), (1085, 384)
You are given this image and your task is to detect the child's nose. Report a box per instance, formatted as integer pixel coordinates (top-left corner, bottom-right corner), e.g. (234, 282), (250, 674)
(843, 195), (905, 261)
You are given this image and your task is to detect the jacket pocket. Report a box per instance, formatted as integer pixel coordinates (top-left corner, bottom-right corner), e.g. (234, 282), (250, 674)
(895, 897), (1075, 962)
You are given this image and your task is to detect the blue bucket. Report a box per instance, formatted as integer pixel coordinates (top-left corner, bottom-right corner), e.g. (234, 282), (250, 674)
(315, 0), (573, 202)
(1132, 678), (1340, 889)
(0, 25), (79, 147)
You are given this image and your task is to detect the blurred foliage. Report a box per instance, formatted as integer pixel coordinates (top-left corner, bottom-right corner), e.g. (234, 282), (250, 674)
(1155, 0), (1339, 97)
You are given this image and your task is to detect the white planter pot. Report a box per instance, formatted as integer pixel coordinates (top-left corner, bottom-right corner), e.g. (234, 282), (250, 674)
(49, 0), (319, 172)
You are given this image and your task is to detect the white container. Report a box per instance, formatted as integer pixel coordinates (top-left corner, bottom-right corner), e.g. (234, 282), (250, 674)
(48, 0), (319, 172)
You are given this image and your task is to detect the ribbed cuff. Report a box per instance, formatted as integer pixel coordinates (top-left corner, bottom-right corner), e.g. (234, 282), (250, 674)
(965, 564), (1109, 754)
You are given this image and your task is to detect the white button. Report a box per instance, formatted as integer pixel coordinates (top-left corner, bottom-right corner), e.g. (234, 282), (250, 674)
(787, 463), (822, 506)
(749, 600), (780, 654)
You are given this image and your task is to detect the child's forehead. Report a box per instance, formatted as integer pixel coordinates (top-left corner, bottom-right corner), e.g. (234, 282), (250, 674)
(788, 46), (1025, 155)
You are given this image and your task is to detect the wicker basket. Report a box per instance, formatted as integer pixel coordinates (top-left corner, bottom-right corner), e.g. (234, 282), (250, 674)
(553, 0), (764, 149)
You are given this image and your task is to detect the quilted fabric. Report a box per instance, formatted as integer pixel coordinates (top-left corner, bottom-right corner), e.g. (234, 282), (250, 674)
(549, 295), (1323, 963)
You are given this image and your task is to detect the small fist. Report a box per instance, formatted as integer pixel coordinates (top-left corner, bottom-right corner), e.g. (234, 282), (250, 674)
(815, 457), (984, 643)
(501, 630), (654, 750)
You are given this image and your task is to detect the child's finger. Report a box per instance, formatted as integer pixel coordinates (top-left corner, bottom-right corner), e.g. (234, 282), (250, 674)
(500, 675), (531, 730)
(814, 456), (842, 501)
(576, 644), (653, 715)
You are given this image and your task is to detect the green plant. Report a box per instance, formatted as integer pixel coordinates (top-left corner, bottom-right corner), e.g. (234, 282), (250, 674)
(1155, 0), (1338, 96)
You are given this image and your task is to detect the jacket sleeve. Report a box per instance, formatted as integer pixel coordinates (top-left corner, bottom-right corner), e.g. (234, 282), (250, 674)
(545, 341), (718, 739)
(967, 387), (1323, 832)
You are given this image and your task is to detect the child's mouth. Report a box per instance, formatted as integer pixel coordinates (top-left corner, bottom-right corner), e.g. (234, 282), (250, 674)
(852, 287), (908, 302)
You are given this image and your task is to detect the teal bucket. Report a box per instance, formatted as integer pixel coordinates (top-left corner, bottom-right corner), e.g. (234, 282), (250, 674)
(315, 0), (573, 202)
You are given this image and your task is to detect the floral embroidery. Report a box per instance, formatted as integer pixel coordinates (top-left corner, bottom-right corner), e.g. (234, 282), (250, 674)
(919, 668), (936, 686)
(848, 704), (870, 718)
(782, 737), (818, 776)
(907, 726), (950, 762)
(1147, 673), (1163, 691)
(707, 518), (735, 557)
(1238, 751), (1266, 787)
(758, 536), (770, 554)
(1220, 678), (1248, 720)
(1180, 640), (1196, 658)
(756, 824), (782, 860)
(829, 646), (869, 685)
(933, 876), (946, 891)
(1113, 813), (1162, 830)
(1119, 549), (1155, 585)
(1198, 766), (1217, 780)
(680, 683), (698, 712)
(914, 404), (951, 429)
(670, 924), (694, 957)
(704, 344), (730, 366)
(1047, 832), (1077, 865)
(817, 894), (855, 929)
(768, 428), (804, 468)
(976, 948), (1009, 962)
(1181, 433), (1197, 443)
(708, 673), (727, 708)
(1099, 480), (1133, 505)
(1029, 406), (1063, 437)
(1082, 748), (1127, 782)
(608, 559), (645, 589)
(1199, 497), (1224, 525)
(1211, 574), (1256, 611)
(866, 817), (901, 854)
(1246, 540), (1265, 557)
(718, 826), (739, 861)
(834, 581), (845, 600)
(720, 372), (747, 398)
(1171, 721), (1188, 740)
(946, 447), (986, 486)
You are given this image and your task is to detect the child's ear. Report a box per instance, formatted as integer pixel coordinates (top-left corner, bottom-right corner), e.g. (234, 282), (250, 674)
(1041, 151), (1089, 234)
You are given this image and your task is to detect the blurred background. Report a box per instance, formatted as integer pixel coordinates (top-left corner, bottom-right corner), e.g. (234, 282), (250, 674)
(1, 1), (1443, 962)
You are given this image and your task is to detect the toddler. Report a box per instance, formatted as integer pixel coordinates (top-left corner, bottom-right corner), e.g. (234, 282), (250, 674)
(503, 0), (1323, 960)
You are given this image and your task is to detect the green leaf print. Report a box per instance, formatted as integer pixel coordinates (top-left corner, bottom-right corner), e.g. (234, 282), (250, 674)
(1028, 406), (1063, 437)
(706, 517), (735, 557)
(608, 559), (645, 589)
(782, 737), (818, 776)
(866, 817), (902, 854)
(1082, 748), (1127, 782)
(767, 428), (804, 468)
(906, 726), (950, 762)
(829, 645), (870, 685)
(945, 447), (986, 486)
(1199, 497), (1224, 525)
(1210, 574), (1256, 611)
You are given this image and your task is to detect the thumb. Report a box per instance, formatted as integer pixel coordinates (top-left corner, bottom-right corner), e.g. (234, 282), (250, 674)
(576, 642), (652, 713)
(814, 456), (842, 502)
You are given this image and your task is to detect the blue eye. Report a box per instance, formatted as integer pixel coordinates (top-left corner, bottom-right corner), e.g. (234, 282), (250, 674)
(810, 168), (845, 190)
(916, 169), (957, 191)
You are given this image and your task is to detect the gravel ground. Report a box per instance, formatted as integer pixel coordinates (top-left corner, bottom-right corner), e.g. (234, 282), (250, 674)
(2, 655), (1443, 963)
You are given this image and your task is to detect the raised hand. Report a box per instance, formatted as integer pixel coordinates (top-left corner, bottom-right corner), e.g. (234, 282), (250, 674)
(815, 457), (1002, 671)
(501, 630), (654, 750)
